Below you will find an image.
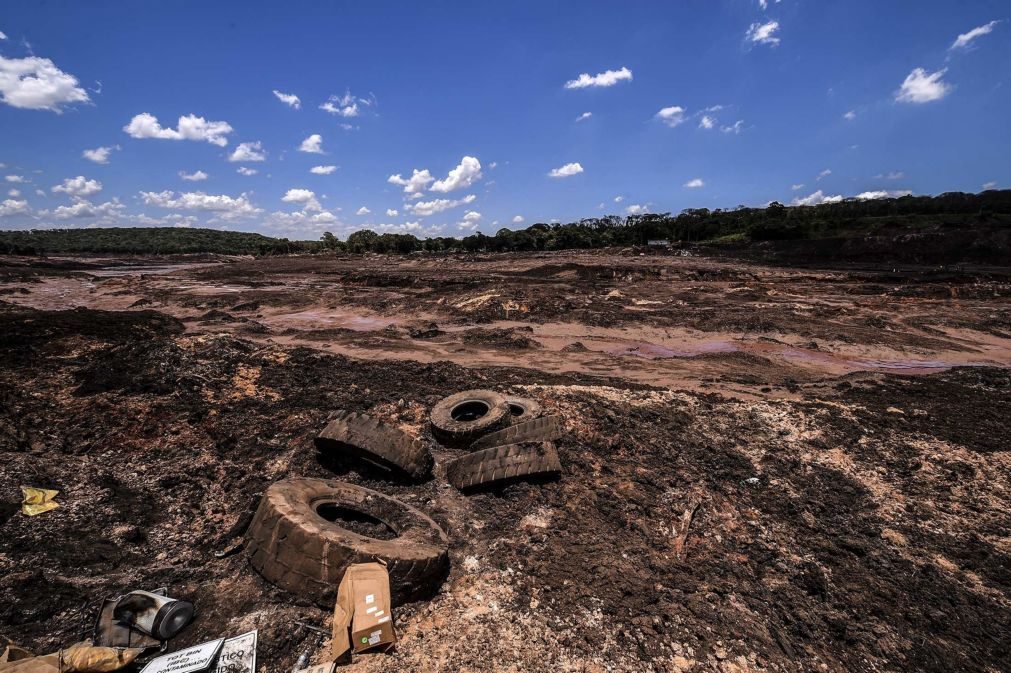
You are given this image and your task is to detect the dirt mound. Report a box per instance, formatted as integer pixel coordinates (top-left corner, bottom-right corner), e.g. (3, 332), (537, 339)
(0, 306), (183, 351)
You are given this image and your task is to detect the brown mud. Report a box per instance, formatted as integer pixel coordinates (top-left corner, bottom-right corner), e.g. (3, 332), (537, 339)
(0, 250), (1009, 672)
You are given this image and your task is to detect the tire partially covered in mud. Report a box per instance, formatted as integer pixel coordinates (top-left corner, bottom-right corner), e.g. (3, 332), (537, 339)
(246, 478), (448, 607)
(430, 389), (511, 446)
(445, 442), (562, 491)
(504, 396), (542, 422)
(470, 415), (565, 451)
(315, 410), (433, 481)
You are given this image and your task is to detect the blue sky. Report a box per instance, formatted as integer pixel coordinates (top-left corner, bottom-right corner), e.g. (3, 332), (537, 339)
(0, 1), (1008, 239)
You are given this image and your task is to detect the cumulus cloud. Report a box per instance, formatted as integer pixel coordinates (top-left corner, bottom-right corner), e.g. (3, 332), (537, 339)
(430, 156), (482, 193)
(699, 115), (715, 129)
(228, 141), (266, 162)
(83, 145), (118, 164)
(457, 210), (481, 231)
(5, 175), (25, 183)
(8, 188), (19, 197)
(0, 31), (6, 40)
(310, 165), (337, 175)
(625, 204), (648, 215)
(0, 55), (90, 112)
(299, 134), (323, 154)
(512, 215), (524, 224)
(548, 162), (584, 178)
(386, 208), (398, 216)
(272, 89), (300, 109)
(564, 66), (632, 89)
(282, 188), (321, 211)
(388, 169), (434, 198)
(52, 198), (124, 219)
(356, 206), (371, 215)
(124, 113), (234, 146)
(575, 112), (592, 122)
(0, 199), (29, 217)
(614, 195), (624, 203)
(792, 190), (843, 206)
(746, 21), (780, 46)
(140, 190), (262, 219)
(844, 110), (857, 121)
(179, 170), (208, 182)
(950, 20), (1000, 51)
(655, 106), (686, 127)
(52, 175), (102, 197)
(895, 68), (951, 103)
(856, 190), (912, 200)
(237, 167), (258, 176)
(683, 178), (705, 189)
(405, 194), (476, 217)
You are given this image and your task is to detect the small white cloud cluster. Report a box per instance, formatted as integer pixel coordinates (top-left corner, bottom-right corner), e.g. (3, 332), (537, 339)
(272, 89), (300, 109)
(564, 66), (632, 89)
(746, 21), (780, 46)
(792, 190), (843, 206)
(52, 175), (102, 197)
(228, 141), (266, 162)
(179, 170), (208, 182)
(310, 165), (337, 175)
(299, 134), (324, 154)
(124, 113), (234, 146)
(950, 20), (1000, 51)
(548, 162), (583, 178)
(406, 194), (476, 217)
(0, 54), (90, 112)
(140, 190), (262, 220)
(83, 145), (118, 164)
(388, 157), (483, 220)
(895, 68), (951, 104)
(320, 90), (375, 117)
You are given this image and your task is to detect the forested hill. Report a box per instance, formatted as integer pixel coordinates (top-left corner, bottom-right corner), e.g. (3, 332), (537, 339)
(1, 190), (1009, 263)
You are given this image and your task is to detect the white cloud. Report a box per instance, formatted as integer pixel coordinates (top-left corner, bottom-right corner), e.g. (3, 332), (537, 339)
(548, 162), (584, 178)
(462, 210), (481, 222)
(699, 115), (715, 129)
(228, 141), (266, 162)
(388, 169), (434, 197)
(512, 215), (524, 224)
(405, 194), (476, 217)
(8, 188), (19, 197)
(0, 31), (6, 40)
(721, 120), (744, 134)
(983, 181), (997, 190)
(843, 110), (857, 121)
(52, 175), (102, 197)
(140, 190), (262, 219)
(683, 178), (705, 189)
(457, 211), (481, 231)
(791, 190), (843, 206)
(179, 170), (208, 182)
(950, 20), (1000, 51)
(34, 188), (45, 196)
(875, 171), (905, 180)
(5, 175), (25, 183)
(83, 145), (117, 164)
(52, 198), (124, 219)
(625, 204), (648, 215)
(791, 183), (805, 190)
(310, 165), (337, 175)
(0, 55), (90, 112)
(356, 206), (371, 215)
(655, 106), (686, 127)
(0, 199), (29, 217)
(575, 112), (592, 122)
(855, 190), (912, 200)
(282, 188), (321, 211)
(895, 68), (951, 104)
(564, 66), (632, 89)
(124, 113), (234, 146)
(430, 156), (482, 193)
(817, 169), (832, 180)
(237, 167), (258, 176)
(272, 89), (301, 109)
(321, 90), (367, 117)
(746, 21), (780, 46)
(386, 208), (398, 216)
(299, 133), (324, 154)
(614, 195), (624, 203)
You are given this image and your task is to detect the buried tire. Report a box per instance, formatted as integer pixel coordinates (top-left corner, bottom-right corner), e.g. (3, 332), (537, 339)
(246, 478), (448, 607)
(470, 414), (565, 451)
(315, 410), (433, 481)
(445, 442), (562, 491)
(430, 389), (511, 446)
(504, 396), (542, 422)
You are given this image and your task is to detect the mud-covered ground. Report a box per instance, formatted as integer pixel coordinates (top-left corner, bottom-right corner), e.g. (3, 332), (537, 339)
(1, 250), (1009, 673)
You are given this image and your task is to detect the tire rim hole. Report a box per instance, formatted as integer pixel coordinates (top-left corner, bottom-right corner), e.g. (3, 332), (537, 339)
(451, 401), (489, 422)
(315, 504), (398, 540)
(508, 403), (525, 417)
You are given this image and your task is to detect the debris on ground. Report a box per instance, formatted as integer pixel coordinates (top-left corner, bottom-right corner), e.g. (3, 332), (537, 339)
(330, 562), (396, 664)
(0, 642), (144, 673)
(19, 487), (59, 517)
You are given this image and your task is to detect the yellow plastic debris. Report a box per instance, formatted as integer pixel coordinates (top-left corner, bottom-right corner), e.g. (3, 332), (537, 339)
(20, 486), (60, 516)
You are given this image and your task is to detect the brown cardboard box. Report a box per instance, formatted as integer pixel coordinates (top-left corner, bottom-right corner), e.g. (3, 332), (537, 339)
(331, 562), (396, 663)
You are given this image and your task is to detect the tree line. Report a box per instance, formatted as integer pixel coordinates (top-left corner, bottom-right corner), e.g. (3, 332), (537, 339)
(1, 189), (1008, 256)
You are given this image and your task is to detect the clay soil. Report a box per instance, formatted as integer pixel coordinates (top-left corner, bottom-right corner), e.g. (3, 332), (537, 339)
(1, 249), (1009, 673)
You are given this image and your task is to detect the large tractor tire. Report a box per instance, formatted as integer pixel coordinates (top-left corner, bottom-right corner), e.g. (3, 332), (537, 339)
(470, 415), (565, 451)
(445, 442), (562, 491)
(315, 410), (433, 481)
(429, 389), (511, 446)
(246, 478), (448, 607)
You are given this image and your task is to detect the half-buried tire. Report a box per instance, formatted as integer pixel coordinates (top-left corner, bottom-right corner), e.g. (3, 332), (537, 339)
(315, 410), (433, 481)
(246, 478), (448, 607)
(445, 442), (562, 491)
(504, 396), (542, 422)
(430, 389), (511, 446)
(470, 415), (565, 451)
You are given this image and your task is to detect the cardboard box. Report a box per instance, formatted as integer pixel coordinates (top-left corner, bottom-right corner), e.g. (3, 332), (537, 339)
(331, 562), (396, 662)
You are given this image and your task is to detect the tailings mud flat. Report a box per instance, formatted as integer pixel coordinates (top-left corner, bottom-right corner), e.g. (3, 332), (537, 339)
(1, 250), (1010, 672)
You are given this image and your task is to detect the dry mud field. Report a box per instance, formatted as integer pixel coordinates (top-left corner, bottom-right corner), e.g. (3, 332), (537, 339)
(1, 249), (1010, 672)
